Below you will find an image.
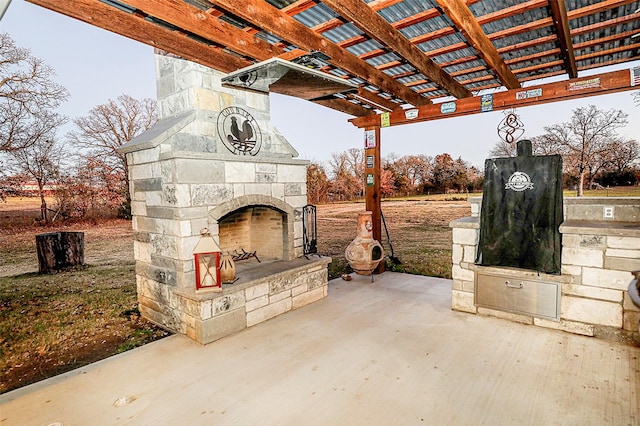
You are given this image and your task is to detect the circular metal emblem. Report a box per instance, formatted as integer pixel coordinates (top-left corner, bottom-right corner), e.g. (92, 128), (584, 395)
(505, 171), (534, 192)
(216, 107), (262, 156)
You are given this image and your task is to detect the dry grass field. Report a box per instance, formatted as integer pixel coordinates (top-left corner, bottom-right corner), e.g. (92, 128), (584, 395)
(1, 187), (638, 393)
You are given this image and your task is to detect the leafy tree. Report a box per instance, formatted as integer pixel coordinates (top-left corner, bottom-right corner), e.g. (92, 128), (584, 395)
(380, 168), (396, 197)
(537, 105), (628, 196)
(0, 33), (69, 152)
(67, 94), (158, 215)
(386, 154), (432, 195)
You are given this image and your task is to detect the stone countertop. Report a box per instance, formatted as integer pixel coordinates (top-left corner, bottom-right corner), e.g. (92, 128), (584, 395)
(174, 256), (332, 301)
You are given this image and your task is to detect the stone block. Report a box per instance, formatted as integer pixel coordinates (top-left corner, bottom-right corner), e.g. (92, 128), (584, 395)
(271, 184), (284, 200)
(191, 184), (234, 206)
(131, 162), (161, 181)
(150, 234), (179, 259)
(145, 191), (163, 207)
(225, 162), (256, 183)
(607, 236), (640, 250)
(134, 241), (152, 264)
(451, 290), (476, 313)
(577, 235), (606, 248)
(623, 292), (640, 311)
(533, 317), (595, 336)
(243, 183), (271, 197)
(582, 267), (635, 291)
(133, 178), (163, 193)
(270, 290), (291, 304)
(561, 295), (622, 327)
(463, 245), (476, 263)
(452, 264), (475, 282)
(246, 298), (292, 327)
(212, 293), (246, 317)
(246, 294), (269, 312)
(285, 195), (308, 210)
(452, 228), (478, 246)
(130, 146), (160, 165)
(292, 286), (326, 310)
(562, 283), (622, 303)
(477, 307), (533, 324)
(623, 310), (640, 331)
(245, 283), (269, 300)
(175, 159), (224, 183)
(196, 308), (247, 345)
(451, 244), (463, 263)
(277, 164), (306, 183)
(561, 247), (603, 268)
(193, 87), (219, 111)
(291, 283), (307, 297)
(604, 256), (640, 271)
(560, 264), (582, 280)
(131, 201), (147, 216)
(606, 248), (640, 259)
(200, 300), (213, 320)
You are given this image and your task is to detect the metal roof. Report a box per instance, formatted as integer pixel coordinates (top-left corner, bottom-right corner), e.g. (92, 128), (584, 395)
(26, 0), (640, 122)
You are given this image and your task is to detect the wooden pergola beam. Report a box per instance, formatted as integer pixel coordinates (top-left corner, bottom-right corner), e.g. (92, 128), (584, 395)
(350, 69), (636, 128)
(549, 0), (578, 78)
(433, 0), (520, 90)
(26, 0), (250, 72)
(121, 0), (283, 61)
(209, 0), (430, 107)
(321, 0), (474, 100)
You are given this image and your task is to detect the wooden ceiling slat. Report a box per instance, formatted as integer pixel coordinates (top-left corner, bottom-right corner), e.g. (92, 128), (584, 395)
(504, 48), (562, 65)
(549, 0), (578, 78)
(313, 98), (375, 116)
(25, 0), (250, 72)
(433, 0), (520, 89)
(209, 0), (430, 107)
(121, 0), (283, 61)
(570, 12), (640, 37)
(575, 42), (640, 61)
(566, 0), (638, 20)
(574, 30), (640, 50)
(282, 0), (317, 15)
(351, 88), (398, 111)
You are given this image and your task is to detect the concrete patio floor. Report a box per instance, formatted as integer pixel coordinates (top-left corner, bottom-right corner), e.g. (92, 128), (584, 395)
(1, 272), (638, 425)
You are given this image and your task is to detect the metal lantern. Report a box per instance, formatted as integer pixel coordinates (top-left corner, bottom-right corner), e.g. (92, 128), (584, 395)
(193, 228), (222, 290)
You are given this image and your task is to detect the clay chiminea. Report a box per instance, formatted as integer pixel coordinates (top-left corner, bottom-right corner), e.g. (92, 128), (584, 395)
(345, 211), (385, 275)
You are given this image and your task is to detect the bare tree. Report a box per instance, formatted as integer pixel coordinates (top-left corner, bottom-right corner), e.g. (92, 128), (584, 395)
(538, 105), (628, 196)
(67, 94), (158, 214)
(0, 33), (69, 152)
(7, 125), (68, 222)
(328, 148), (364, 200)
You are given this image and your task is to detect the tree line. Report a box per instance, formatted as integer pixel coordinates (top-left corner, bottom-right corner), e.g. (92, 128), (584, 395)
(307, 150), (483, 204)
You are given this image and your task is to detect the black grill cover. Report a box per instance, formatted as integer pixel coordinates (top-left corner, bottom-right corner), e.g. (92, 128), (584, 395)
(476, 142), (563, 274)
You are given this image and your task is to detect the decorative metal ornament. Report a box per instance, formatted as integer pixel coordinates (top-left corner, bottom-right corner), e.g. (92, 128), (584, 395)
(217, 107), (262, 156)
(497, 109), (525, 144)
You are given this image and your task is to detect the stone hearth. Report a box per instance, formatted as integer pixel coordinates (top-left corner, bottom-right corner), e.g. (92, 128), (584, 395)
(119, 53), (330, 344)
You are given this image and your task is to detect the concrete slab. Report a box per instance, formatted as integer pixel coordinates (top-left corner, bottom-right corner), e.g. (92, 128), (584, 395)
(1, 273), (638, 425)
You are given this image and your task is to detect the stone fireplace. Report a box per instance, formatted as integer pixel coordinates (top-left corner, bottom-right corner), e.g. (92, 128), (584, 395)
(119, 53), (330, 344)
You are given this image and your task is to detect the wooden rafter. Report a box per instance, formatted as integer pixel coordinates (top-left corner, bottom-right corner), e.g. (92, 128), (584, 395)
(433, 0), (520, 89)
(352, 88), (399, 111)
(120, 0), (282, 61)
(313, 98), (375, 117)
(549, 0), (577, 78)
(26, 0), (250, 72)
(209, 0), (430, 107)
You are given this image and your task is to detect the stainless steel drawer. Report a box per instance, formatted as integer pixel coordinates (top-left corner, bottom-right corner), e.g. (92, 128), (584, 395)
(475, 273), (560, 321)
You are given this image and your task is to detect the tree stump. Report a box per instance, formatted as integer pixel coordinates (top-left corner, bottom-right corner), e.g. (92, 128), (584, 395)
(36, 232), (85, 273)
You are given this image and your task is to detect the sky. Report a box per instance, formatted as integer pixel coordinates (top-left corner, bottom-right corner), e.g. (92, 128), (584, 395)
(2, 0), (639, 169)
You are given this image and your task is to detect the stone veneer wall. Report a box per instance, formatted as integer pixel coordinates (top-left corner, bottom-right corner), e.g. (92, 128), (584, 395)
(118, 54), (329, 344)
(450, 197), (640, 344)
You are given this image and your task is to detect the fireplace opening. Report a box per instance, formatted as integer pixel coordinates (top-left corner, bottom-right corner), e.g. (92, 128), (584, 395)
(218, 205), (287, 264)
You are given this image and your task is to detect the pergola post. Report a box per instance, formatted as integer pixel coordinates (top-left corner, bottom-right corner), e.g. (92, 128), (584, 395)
(364, 125), (385, 274)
